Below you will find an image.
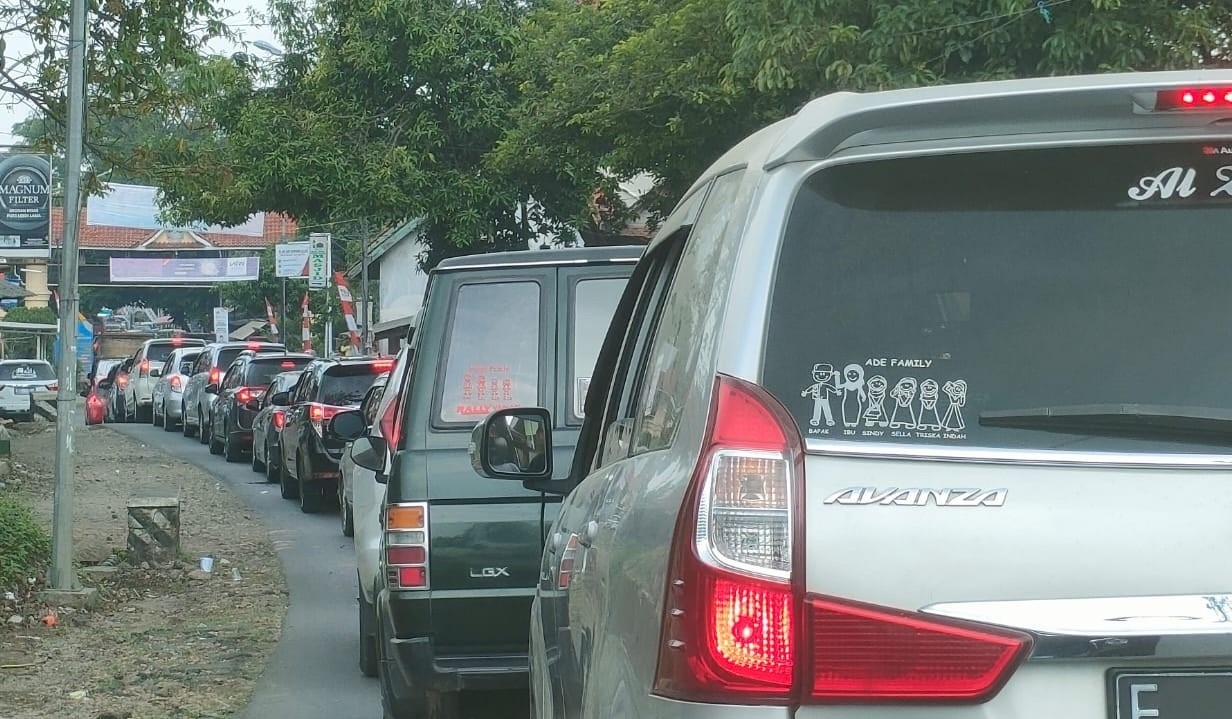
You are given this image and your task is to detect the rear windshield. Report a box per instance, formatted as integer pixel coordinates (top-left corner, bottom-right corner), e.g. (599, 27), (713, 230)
(0, 362), (54, 381)
(271, 371), (303, 392)
(244, 357), (313, 388)
(320, 364), (386, 407)
(177, 353), (201, 375)
(438, 281), (540, 424)
(146, 341), (202, 363)
(762, 142), (1232, 454)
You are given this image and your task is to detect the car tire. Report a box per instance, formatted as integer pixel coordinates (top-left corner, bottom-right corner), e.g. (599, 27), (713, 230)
(162, 402), (178, 432)
(137, 404), (152, 423)
(267, 445), (282, 485)
(152, 402), (163, 427)
(223, 422), (243, 462)
(181, 403), (195, 437)
(278, 454), (297, 498)
(358, 580), (378, 677)
(378, 610), (459, 719)
(209, 431), (224, 455)
(251, 442), (265, 472)
(299, 454), (322, 514)
(341, 496), (354, 537)
(198, 409), (210, 445)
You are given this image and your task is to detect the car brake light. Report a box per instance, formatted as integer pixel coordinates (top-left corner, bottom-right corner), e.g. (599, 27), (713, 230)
(46, 382), (58, 392)
(1156, 87), (1232, 110)
(170, 376), (183, 391)
(171, 337), (183, 346)
(379, 394), (401, 449)
(209, 368), (220, 386)
(372, 359), (394, 372)
(237, 388), (252, 404)
(655, 375), (800, 703)
(117, 375), (129, 388)
(247, 342), (261, 349)
(308, 402), (340, 434)
(807, 597), (1030, 702)
(272, 410), (286, 430)
(280, 360), (296, 369)
(385, 502), (428, 590)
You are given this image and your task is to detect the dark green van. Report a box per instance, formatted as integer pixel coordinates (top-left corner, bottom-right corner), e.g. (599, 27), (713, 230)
(370, 246), (639, 718)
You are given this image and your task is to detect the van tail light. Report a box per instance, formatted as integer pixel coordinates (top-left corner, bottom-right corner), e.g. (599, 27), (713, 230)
(378, 394), (401, 448)
(236, 387), (264, 405)
(385, 502), (428, 590)
(654, 375), (800, 703)
(139, 358), (150, 376)
(208, 368), (221, 386)
(807, 597), (1030, 702)
(272, 409), (286, 430)
(170, 376), (183, 391)
(308, 402), (340, 435)
(653, 375), (1027, 706)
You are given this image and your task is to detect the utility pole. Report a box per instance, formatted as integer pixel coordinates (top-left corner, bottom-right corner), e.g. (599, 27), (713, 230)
(49, 0), (88, 593)
(360, 219), (371, 354)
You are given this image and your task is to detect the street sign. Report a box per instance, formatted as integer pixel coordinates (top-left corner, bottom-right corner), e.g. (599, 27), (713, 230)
(212, 307), (230, 343)
(276, 241), (311, 278)
(308, 233), (331, 289)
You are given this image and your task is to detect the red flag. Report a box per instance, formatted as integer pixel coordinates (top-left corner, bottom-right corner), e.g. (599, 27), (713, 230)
(334, 272), (361, 352)
(264, 297), (279, 337)
(300, 293), (313, 353)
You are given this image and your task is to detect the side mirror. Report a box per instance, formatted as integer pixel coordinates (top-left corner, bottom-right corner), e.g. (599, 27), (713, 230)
(97, 379), (114, 390)
(149, 367), (163, 378)
(469, 407), (553, 481)
(205, 383), (219, 394)
(79, 385), (90, 397)
(328, 410), (367, 442)
(245, 399), (262, 411)
(351, 435), (388, 473)
(270, 391), (290, 406)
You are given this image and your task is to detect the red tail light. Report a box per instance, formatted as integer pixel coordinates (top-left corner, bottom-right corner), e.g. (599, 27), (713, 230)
(170, 376), (183, 391)
(807, 597), (1030, 702)
(372, 359), (394, 373)
(139, 358), (150, 375)
(308, 402), (340, 434)
(272, 410), (286, 430)
(46, 382), (58, 392)
(117, 375), (129, 388)
(385, 502), (428, 590)
(247, 342), (262, 349)
(379, 394), (401, 449)
(171, 337), (183, 346)
(237, 388), (252, 404)
(1157, 87), (1232, 110)
(208, 368), (220, 386)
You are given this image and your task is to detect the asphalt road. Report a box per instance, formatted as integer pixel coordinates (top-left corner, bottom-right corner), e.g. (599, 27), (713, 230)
(110, 421), (382, 719)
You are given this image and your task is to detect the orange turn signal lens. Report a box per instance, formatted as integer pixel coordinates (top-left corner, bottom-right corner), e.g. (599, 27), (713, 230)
(387, 504), (425, 530)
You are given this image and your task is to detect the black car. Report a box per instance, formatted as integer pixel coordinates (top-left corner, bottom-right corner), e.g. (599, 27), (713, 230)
(252, 370), (305, 483)
(208, 352), (315, 461)
(276, 356), (394, 513)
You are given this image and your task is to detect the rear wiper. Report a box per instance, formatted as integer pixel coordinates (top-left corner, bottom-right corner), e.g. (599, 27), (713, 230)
(979, 404), (1232, 445)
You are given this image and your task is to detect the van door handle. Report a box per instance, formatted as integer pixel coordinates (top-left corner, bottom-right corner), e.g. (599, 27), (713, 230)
(578, 521), (599, 548)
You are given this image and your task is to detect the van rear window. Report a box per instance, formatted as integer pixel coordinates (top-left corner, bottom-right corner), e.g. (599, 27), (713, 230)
(438, 281), (540, 424)
(762, 143), (1232, 453)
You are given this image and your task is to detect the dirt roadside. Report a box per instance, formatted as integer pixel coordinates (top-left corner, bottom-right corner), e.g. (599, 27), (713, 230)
(0, 421), (288, 719)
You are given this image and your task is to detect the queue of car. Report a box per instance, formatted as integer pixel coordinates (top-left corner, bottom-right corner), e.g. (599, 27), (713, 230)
(77, 70), (1232, 719)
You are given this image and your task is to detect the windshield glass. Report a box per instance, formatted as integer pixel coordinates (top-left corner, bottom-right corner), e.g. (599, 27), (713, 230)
(177, 353), (201, 374)
(146, 341), (201, 363)
(0, 362), (55, 381)
(762, 142), (1232, 453)
(245, 357), (312, 387)
(320, 364), (385, 406)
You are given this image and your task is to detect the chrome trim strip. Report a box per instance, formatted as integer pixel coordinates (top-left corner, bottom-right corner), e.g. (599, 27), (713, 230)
(925, 594), (1232, 660)
(804, 438), (1232, 469)
(437, 258), (640, 271)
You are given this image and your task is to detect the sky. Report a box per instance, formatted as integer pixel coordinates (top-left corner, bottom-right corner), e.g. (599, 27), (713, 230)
(0, 0), (280, 147)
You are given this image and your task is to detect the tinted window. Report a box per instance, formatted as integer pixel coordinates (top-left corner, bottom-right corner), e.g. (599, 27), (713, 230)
(763, 143), (1232, 454)
(245, 357), (312, 388)
(215, 348), (245, 370)
(570, 278), (627, 421)
(0, 362), (55, 381)
(144, 342), (193, 363)
(320, 364), (384, 406)
(438, 281), (540, 424)
(178, 353), (201, 374)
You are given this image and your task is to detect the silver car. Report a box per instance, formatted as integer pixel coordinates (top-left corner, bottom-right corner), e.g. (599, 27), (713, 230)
(120, 337), (206, 422)
(470, 71), (1232, 719)
(0, 359), (56, 420)
(151, 346), (202, 431)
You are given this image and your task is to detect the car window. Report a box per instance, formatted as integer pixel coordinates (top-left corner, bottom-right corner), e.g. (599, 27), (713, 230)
(569, 278), (628, 422)
(0, 362), (55, 381)
(362, 381), (387, 425)
(437, 281), (541, 424)
(760, 142), (1232, 454)
(193, 352), (211, 375)
(178, 353), (201, 375)
(245, 358), (312, 388)
(215, 348), (245, 370)
(143, 342), (180, 364)
(222, 364), (244, 390)
(320, 364), (384, 407)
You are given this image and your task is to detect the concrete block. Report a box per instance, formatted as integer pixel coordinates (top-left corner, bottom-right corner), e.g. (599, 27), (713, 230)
(126, 495), (181, 567)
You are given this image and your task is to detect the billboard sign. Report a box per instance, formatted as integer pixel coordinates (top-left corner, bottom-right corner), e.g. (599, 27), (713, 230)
(0, 155), (52, 259)
(212, 307), (230, 343)
(109, 257), (260, 283)
(308, 233), (330, 289)
(275, 241), (310, 278)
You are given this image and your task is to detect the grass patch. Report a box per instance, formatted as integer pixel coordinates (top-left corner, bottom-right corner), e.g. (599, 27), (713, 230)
(0, 495), (50, 589)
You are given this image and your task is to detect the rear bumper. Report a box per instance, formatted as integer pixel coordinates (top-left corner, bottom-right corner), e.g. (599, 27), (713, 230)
(388, 636), (529, 692)
(303, 433), (342, 479)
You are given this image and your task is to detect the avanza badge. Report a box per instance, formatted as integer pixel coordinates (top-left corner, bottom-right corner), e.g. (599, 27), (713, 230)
(823, 487), (1008, 507)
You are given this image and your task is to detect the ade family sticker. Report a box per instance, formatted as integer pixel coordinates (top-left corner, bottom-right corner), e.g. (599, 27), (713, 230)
(800, 358), (967, 441)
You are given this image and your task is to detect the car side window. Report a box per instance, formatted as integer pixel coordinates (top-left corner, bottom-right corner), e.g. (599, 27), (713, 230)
(222, 364), (242, 390)
(194, 352), (211, 376)
(630, 170), (746, 454)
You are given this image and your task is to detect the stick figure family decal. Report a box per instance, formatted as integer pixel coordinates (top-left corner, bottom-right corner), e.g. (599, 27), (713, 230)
(801, 361), (967, 439)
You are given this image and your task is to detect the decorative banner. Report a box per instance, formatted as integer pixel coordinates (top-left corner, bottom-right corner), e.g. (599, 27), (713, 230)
(212, 307), (230, 343)
(300, 293), (313, 353)
(334, 272), (361, 351)
(109, 257), (260, 283)
(0, 154), (52, 259)
(275, 241), (310, 278)
(308, 233), (330, 289)
(264, 297), (279, 337)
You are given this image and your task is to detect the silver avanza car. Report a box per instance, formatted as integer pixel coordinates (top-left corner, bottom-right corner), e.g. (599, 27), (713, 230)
(469, 71), (1232, 719)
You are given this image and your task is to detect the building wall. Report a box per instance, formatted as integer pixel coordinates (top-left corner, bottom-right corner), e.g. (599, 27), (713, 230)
(378, 235), (429, 330)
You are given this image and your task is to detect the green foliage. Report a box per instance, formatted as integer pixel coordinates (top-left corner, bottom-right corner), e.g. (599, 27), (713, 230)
(79, 287), (218, 331)
(0, 496), (51, 590)
(3, 307), (56, 325)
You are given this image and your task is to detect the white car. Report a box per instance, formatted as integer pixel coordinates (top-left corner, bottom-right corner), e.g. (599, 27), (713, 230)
(121, 337), (206, 422)
(0, 359), (57, 420)
(466, 70), (1232, 719)
(151, 346), (203, 431)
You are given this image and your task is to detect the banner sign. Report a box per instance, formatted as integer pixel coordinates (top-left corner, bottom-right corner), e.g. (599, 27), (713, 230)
(109, 257), (260, 283)
(275, 241), (310, 278)
(308, 233), (330, 289)
(0, 155), (52, 259)
(212, 307), (230, 343)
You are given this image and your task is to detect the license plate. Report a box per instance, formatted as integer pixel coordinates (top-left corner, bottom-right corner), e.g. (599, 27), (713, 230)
(13, 386), (33, 395)
(1111, 669), (1232, 719)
